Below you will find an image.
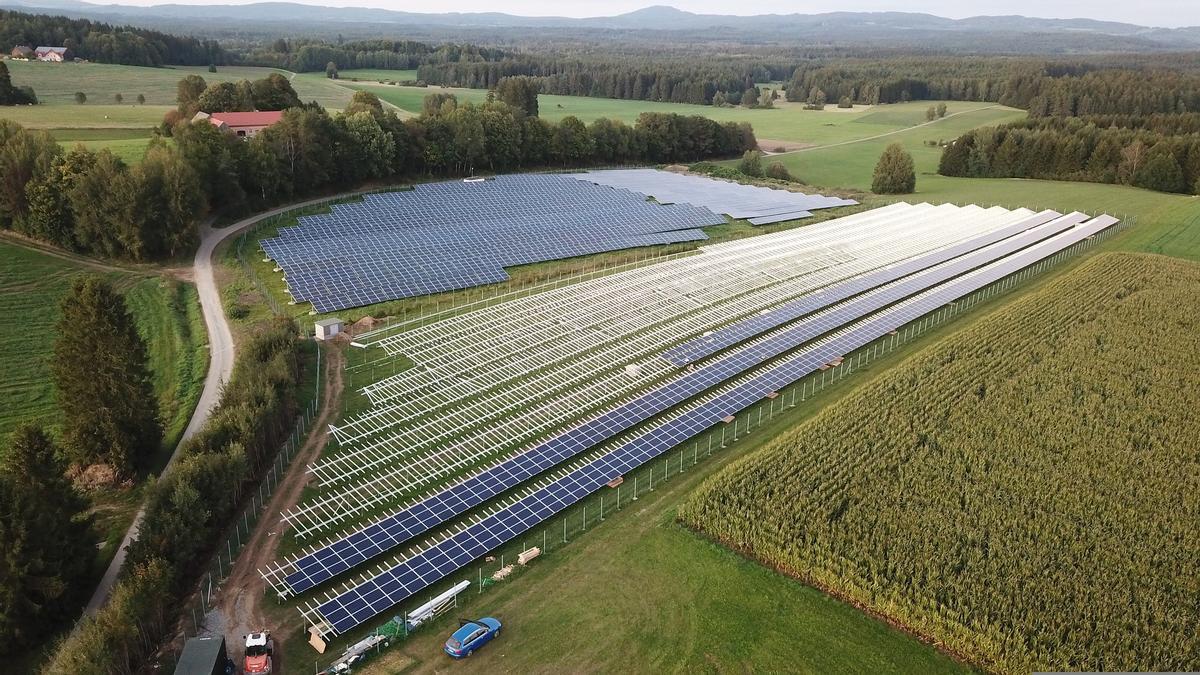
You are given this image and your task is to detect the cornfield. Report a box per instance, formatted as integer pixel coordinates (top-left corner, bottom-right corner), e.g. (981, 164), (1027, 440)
(679, 252), (1200, 674)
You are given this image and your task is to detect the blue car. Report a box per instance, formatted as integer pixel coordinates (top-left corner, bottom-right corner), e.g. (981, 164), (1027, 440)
(443, 617), (502, 659)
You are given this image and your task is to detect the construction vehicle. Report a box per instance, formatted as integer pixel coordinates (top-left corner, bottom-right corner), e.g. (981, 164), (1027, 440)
(243, 631), (274, 674)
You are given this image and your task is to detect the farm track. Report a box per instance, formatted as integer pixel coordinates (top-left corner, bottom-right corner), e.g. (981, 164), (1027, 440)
(217, 344), (345, 669)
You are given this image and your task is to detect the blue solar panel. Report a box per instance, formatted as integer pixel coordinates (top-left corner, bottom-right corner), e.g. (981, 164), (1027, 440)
(280, 211), (1095, 598)
(261, 175), (725, 313)
(310, 214), (1118, 635)
(662, 211), (1085, 365)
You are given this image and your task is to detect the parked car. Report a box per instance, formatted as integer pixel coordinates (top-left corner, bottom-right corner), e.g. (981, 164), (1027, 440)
(443, 618), (501, 658)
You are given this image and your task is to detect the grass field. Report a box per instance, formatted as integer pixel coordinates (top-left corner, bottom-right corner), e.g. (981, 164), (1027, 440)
(338, 81), (1004, 146)
(0, 239), (207, 456)
(680, 252), (1200, 673)
(3, 60), (349, 108)
(335, 68), (419, 82)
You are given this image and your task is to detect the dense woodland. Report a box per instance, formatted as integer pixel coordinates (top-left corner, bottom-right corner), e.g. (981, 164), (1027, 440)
(939, 113), (1200, 194)
(0, 9), (224, 67)
(244, 38), (510, 74)
(415, 55), (788, 105)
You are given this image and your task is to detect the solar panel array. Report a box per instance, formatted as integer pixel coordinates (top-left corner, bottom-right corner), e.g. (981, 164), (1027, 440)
(296, 212), (1120, 636)
(267, 207), (1081, 599)
(278, 203), (1023, 542)
(661, 210), (1092, 366)
(571, 169), (858, 225)
(260, 175), (725, 313)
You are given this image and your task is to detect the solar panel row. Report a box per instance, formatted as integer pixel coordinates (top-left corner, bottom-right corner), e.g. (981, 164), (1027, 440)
(661, 210), (1086, 366)
(260, 175), (727, 313)
(571, 169), (858, 223)
(275, 209), (1087, 598)
(305, 213), (1119, 636)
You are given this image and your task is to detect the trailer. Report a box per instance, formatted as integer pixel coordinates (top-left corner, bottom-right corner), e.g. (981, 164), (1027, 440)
(174, 635), (233, 675)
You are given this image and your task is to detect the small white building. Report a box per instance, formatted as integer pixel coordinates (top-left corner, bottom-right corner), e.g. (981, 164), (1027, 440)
(314, 318), (343, 341)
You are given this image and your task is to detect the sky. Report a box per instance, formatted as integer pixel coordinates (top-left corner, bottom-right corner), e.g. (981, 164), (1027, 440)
(96, 0), (1200, 28)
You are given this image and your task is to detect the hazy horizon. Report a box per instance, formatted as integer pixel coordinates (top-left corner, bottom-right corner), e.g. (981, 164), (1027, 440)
(36, 0), (1200, 28)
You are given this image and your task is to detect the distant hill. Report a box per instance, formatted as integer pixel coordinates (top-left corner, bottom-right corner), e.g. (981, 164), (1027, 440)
(1, 0), (1197, 51)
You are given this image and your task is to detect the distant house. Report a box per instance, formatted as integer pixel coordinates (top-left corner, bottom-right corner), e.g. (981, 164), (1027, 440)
(10, 45), (34, 60)
(34, 46), (70, 62)
(193, 110), (283, 138)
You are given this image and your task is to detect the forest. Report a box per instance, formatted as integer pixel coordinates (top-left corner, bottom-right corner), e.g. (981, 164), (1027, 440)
(0, 9), (225, 67)
(938, 113), (1200, 194)
(680, 252), (1200, 674)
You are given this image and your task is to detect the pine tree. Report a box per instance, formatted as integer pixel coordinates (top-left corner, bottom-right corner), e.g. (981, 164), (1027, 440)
(872, 143), (917, 194)
(0, 426), (92, 653)
(52, 276), (161, 475)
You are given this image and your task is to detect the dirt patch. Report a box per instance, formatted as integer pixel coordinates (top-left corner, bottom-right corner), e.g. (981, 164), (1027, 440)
(164, 265), (195, 283)
(757, 139), (815, 154)
(348, 315), (381, 336)
(216, 343), (346, 668)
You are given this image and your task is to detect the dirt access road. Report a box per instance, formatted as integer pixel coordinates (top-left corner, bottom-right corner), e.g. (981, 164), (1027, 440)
(217, 345), (345, 668)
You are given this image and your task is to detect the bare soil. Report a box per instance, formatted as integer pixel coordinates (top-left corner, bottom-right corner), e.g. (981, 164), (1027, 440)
(216, 343), (346, 668)
(757, 139), (815, 153)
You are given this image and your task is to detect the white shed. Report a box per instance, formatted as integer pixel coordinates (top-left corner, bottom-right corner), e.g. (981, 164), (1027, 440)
(314, 318), (343, 341)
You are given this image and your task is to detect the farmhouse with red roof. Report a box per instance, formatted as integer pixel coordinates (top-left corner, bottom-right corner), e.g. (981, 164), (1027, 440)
(193, 110), (284, 138)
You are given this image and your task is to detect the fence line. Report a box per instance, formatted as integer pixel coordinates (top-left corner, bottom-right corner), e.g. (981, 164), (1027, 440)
(172, 342), (323, 657)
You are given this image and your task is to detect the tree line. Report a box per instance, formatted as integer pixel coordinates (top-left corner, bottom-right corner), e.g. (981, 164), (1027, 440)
(415, 55), (786, 106)
(0, 9), (225, 67)
(240, 38), (509, 74)
(0, 81), (755, 262)
(44, 317), (308, 674)
(938, 113), (1200, 194)
(785, 57), (1200, 114)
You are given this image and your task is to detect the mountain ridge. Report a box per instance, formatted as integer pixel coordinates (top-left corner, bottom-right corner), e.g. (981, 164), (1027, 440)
(1, 0), (1197, 49)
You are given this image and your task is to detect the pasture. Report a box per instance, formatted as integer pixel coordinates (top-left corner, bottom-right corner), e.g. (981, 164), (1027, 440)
(333, 68), (419, 82)
(339, 81), (1003, 146)
(680, 252), (1200, 673)
(3, 60), (348, 107)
